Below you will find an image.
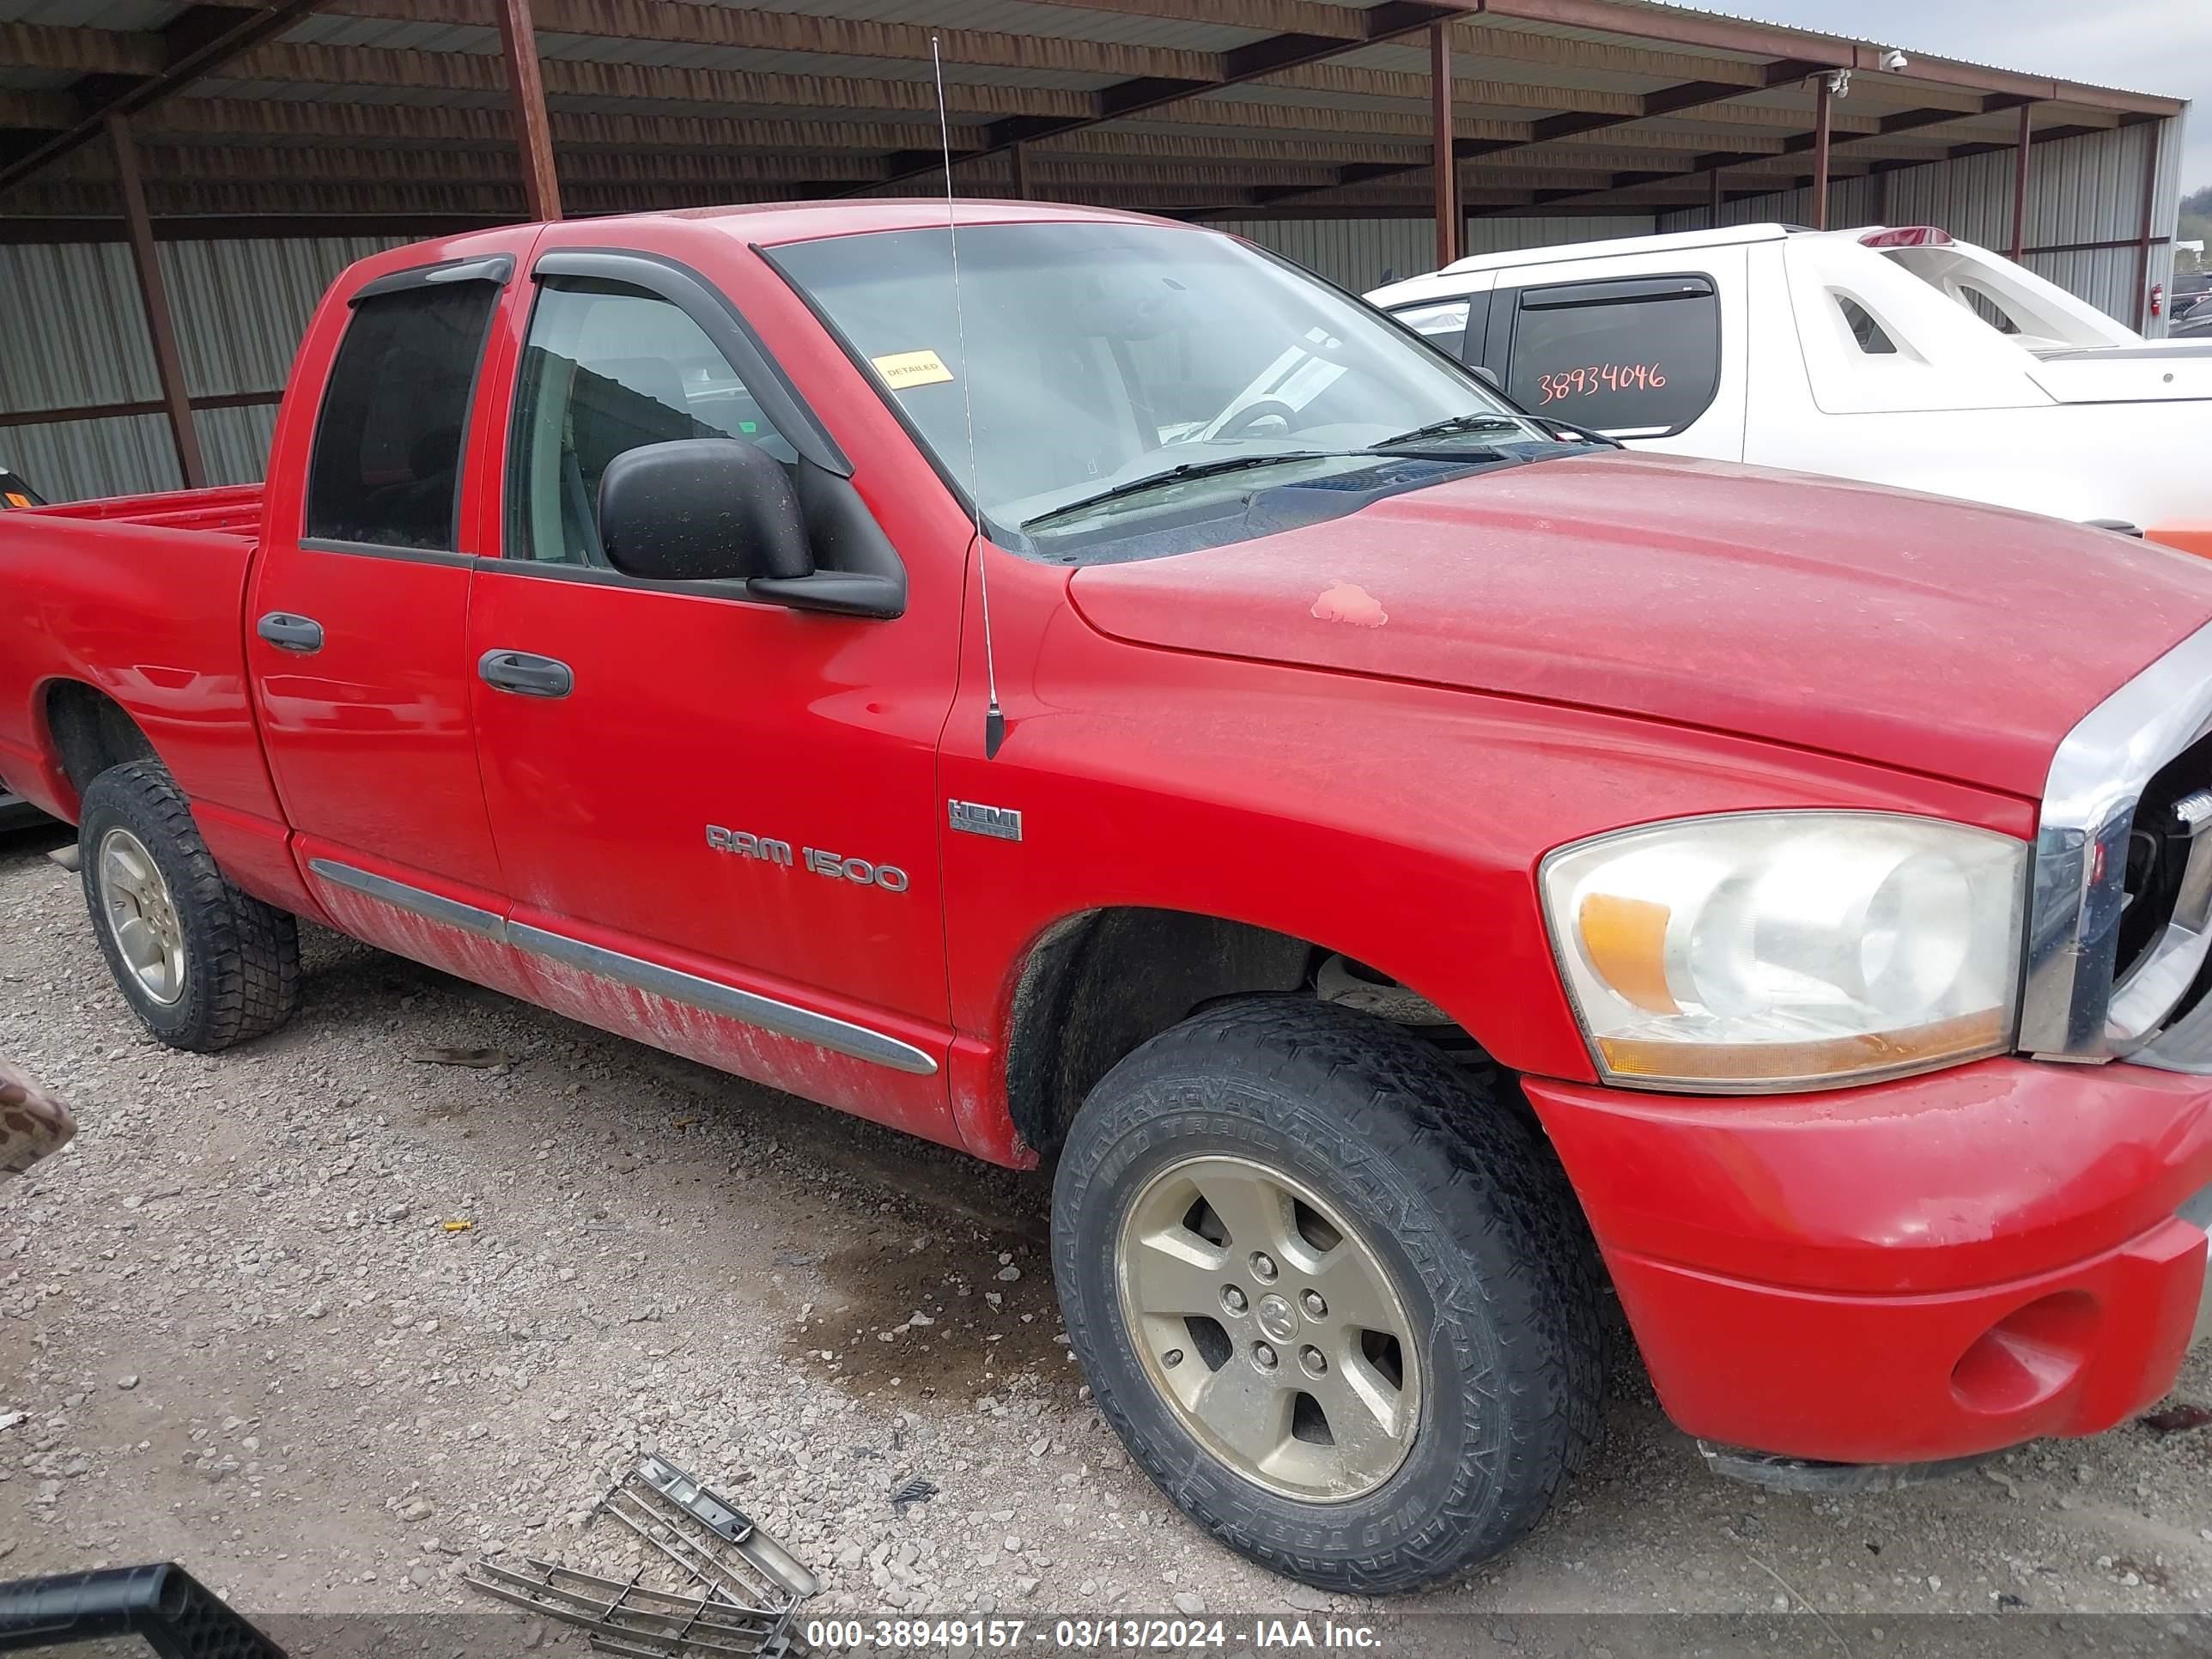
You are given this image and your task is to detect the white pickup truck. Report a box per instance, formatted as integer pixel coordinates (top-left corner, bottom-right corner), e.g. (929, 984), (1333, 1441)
(1366, 224), (2209, 545)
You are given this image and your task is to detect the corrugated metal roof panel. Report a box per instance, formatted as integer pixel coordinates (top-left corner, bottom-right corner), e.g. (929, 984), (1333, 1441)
(194, 76), (509, 107)
(1331, 37), (1687, 95)
(710, 0), (1267, 53)
(530, 95), (993, 127)
(279, 15), (500, 54)
(1598, 0), (2176, 100)
(0, 0), (176, 27)
(543, 46), (1120, 92)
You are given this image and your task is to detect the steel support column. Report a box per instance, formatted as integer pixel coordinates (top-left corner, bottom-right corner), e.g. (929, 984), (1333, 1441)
(1008, 140), (1028, 199)
(1708, 164), (1723, 226)
(2008, 102), (2032, 261)
(1811, 74), (1832, 230)
(108, 114), (204, 491)
(495, 0), (561, 221)
(1430, 22), (1458, 267)
(2134, 123), (2160, 331)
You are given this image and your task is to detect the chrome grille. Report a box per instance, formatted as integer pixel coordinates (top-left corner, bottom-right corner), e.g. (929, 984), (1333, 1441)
(2020, 619), (2212, 1064)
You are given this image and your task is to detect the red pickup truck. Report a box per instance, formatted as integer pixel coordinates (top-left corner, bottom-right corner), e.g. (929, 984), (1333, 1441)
(4, 201), (2210, 1593)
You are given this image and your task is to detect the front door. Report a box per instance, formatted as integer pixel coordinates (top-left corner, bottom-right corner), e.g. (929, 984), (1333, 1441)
(465, 252), (961, 1139)
(247, 249), (534, 999)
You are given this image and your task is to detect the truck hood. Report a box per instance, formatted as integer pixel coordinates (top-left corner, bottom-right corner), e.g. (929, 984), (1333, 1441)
(2027, 338), (2212, 404)
(1066, 452), (2212, 796)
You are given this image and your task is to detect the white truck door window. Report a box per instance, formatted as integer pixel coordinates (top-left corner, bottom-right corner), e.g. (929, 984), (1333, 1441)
(1493, 246), (1747, 459)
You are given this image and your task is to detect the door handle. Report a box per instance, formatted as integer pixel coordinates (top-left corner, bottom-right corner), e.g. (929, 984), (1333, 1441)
(477, 649), (574, 699)
(255, 611), (324, 653)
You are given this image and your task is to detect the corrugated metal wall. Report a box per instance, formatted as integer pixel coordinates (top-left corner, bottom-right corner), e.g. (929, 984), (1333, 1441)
(1654, 121), (2181, 331)
(0, 234), (398, 502)
(1206, 215), (1658, 294)
(1, 119), (2180, 503)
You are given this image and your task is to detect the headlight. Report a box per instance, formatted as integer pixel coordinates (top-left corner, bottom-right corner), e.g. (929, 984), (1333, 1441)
(1540, 812), (2027, 1091)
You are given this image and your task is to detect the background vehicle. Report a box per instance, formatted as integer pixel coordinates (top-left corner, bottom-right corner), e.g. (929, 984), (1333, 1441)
(1370, 223), (2209, 544)
(1, 468), (44, 509)
(2, 202), (2209, 1595)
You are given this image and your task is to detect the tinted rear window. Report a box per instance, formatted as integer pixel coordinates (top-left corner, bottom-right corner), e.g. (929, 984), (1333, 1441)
(1508, 276), (1719, 434)
(306, 283), (499, 550)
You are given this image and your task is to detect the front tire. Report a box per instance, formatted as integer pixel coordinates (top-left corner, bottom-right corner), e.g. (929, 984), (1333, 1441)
(79, 761), (301, 1052)
(1052, 997), (1603, 1594)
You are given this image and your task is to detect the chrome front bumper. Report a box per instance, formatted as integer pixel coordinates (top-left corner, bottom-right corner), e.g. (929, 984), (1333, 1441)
(2186, 1183), (2212, 1347)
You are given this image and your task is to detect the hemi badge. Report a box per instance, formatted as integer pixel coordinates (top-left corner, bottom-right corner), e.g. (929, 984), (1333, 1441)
(949, 800), (1023, 842)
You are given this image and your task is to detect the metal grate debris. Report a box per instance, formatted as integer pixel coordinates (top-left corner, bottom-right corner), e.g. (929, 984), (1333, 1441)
(465, 1455), (817, 1658)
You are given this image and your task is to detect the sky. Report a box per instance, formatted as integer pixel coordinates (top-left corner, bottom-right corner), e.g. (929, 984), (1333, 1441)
(1736, 0), (2207, 194)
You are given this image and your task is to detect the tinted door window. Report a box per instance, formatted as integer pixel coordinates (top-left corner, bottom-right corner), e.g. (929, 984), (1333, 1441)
(1507, 275), (1719, 434)
(305, 282), (499, 550)
(1389, 297), (1473, 357)
(507, 279), (798, 567)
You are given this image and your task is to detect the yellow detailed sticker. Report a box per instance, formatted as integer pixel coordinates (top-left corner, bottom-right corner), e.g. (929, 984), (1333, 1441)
(871, 349), (955, 389)
(3, 493), (28, 507)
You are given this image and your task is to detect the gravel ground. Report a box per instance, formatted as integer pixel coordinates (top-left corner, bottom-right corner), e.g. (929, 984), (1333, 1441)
(2, 817), (2209, 1653)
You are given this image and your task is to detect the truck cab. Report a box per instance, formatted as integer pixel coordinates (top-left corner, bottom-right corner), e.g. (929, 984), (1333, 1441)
(1370, 223), (2210, 541)
(3, 202), (2209, 1598)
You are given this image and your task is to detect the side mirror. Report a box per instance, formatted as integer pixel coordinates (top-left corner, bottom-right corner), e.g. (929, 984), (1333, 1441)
(597, 438), (812, 584)
(1469, 364), (1503, 392)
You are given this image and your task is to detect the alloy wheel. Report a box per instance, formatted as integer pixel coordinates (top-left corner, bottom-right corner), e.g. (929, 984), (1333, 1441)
(1115, 1153), (1421, 1502)
(97, 826), (187, 1006)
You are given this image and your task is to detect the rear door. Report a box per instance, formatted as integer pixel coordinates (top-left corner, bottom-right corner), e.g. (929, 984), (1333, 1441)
(1483, 248), (1747, 458)
(246, 245), (537, 996)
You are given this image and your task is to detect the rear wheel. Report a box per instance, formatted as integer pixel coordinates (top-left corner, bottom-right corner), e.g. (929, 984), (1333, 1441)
(79, 761), (301, 1052)
(1053, 997), (1603, 1594)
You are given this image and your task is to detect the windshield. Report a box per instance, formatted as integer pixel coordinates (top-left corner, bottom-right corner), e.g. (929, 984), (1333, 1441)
(769, 221), (1548, 544)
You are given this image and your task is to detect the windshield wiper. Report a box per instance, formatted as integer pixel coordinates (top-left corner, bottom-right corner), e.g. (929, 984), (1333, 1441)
(1022, 451), (1343, 529)
(1368, 412), (1526, 450)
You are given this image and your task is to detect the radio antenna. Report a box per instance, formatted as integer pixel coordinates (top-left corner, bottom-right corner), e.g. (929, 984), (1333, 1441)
(932, 33), (1006, 760)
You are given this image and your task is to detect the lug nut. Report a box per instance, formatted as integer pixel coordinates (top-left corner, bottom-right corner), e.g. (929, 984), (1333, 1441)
(1301, 1290), (1327, 1319)
(1222, 1285), (1248, 1315)
(1164, 1348), (1184, 1369)
(1301, 1346), (1327, 1376)
(1253, 1342), (1279, 1370)
(1250, 1252), (1279, 1282)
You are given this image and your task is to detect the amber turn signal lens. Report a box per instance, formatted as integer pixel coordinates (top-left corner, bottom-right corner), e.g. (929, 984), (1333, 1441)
(1576, 893), (1677, 1014)
(1596, 1006), (2008, 1086)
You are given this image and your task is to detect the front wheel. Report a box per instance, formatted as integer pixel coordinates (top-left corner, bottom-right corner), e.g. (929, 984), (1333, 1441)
(1052, 997), (1603, 1594)
(78, 761), (301, 1052)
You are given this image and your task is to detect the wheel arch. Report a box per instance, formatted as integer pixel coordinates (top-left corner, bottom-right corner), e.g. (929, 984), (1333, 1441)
(994, 903), (1489, 1161)
(37, 678), (160, 818)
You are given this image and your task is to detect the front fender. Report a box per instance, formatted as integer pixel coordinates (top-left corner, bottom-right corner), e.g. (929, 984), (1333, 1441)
(938, 611), (2033, 1165)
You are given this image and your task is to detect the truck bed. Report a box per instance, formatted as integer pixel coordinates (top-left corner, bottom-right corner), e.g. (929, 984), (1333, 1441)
(29, 482), (264, 537)
(0, 482), (270, 829)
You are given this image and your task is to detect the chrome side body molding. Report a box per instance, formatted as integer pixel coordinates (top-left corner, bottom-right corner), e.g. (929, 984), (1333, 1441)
(305, 857), (939, 1076)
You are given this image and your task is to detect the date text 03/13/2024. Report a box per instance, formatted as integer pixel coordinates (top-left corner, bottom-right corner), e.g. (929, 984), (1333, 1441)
(801, 1618), (1383, 1650)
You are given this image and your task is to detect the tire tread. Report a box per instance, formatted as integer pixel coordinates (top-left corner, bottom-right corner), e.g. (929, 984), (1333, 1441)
(1053, 995), (1605, 1594)
(79, 760), (301, 1052)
